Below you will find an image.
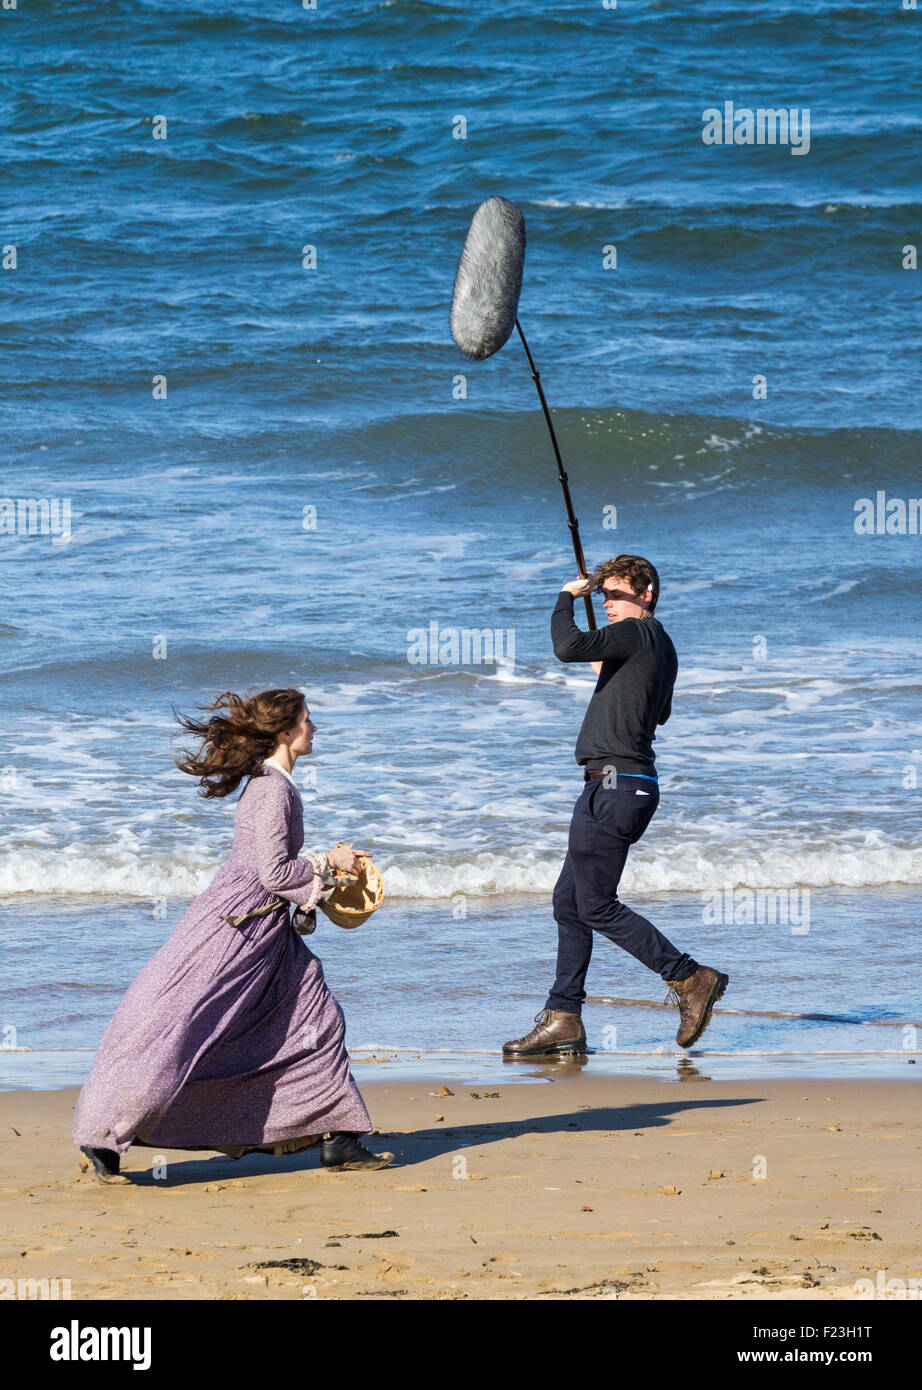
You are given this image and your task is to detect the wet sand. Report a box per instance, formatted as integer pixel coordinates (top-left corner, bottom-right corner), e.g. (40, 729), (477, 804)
(2, 1071), (920, 1300)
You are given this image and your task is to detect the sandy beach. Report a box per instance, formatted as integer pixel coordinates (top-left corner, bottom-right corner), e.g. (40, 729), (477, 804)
(2, 1069), (920, 1301)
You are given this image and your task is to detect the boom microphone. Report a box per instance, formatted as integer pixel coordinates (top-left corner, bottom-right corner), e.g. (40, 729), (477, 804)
(450, 197), (526, 361)
(450, 197), (596, 628)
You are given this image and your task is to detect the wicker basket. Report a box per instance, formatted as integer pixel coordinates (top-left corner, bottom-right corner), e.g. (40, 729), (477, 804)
(317, 847), (385, 930)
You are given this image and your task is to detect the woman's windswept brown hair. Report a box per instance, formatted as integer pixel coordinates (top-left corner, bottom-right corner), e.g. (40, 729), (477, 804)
(173, 688), (307, 798)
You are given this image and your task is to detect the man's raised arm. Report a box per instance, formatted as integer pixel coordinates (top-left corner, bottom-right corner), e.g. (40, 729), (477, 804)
(551, 588), (641, 664)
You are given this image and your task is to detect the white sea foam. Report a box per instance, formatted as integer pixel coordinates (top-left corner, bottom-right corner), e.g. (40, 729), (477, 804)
(533, 198), (627, 210)
(2, 837), (920, 900)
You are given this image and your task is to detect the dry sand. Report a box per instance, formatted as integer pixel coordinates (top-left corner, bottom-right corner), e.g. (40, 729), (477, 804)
(2, 1069), (920, 1300)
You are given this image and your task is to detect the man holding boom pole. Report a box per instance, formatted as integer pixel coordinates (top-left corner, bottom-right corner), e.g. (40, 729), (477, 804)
(503, 554), (729, 1058)
(446, 201), (728, 1057)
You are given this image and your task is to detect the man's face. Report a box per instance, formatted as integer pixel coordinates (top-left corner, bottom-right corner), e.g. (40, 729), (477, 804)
(598, 575), (653, 624)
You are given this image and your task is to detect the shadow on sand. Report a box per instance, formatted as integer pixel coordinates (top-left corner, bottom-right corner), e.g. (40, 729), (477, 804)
(123, 1093), (762, 1187)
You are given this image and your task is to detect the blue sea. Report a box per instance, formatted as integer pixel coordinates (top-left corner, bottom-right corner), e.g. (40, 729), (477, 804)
(2, 0), (920, 1085)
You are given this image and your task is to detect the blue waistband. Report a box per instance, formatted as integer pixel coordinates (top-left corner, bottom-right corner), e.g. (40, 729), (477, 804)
(584, 770), (659, 782)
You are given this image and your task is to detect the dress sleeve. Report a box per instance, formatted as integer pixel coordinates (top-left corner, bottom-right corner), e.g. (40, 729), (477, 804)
(252, 775), (325, 911)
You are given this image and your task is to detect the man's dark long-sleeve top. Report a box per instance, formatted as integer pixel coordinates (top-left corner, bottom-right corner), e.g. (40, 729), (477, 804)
(551, 591), (678, 777)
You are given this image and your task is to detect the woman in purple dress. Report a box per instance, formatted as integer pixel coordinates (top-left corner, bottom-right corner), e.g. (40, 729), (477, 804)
(72, 687), (393, 1183)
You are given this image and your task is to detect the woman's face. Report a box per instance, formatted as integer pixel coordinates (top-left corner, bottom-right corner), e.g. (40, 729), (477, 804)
(287, 704), (316, 756)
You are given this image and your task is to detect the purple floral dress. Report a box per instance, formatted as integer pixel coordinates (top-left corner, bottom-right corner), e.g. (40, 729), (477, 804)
(72, 762), (371, 1157)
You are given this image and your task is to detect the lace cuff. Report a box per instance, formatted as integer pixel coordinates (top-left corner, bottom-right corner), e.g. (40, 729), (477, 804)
(291, 853), (345, 934)
(309, 851), (338, 900)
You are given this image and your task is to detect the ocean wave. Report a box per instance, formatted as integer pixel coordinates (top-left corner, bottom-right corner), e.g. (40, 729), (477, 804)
(2, 840), (921, 900)
(334, 403), (922, 492)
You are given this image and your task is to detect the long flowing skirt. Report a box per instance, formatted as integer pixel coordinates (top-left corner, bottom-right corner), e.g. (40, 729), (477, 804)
(72, 861), (371, 1157)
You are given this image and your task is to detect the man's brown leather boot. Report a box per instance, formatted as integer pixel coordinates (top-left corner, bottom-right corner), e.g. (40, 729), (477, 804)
(503, 1009), (587, 1057)
(665, 965), (729, 1048)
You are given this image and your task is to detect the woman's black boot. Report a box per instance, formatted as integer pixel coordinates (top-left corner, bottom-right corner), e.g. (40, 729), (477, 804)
(320, 1132), (394, 1170)
(78, 1145), (130, 1184)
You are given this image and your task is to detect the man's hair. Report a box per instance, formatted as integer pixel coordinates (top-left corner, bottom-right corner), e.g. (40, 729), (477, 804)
(591, 554), (660, 614)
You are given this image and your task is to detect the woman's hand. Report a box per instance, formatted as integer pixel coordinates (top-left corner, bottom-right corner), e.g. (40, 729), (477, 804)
(327, 842), (366, 874)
